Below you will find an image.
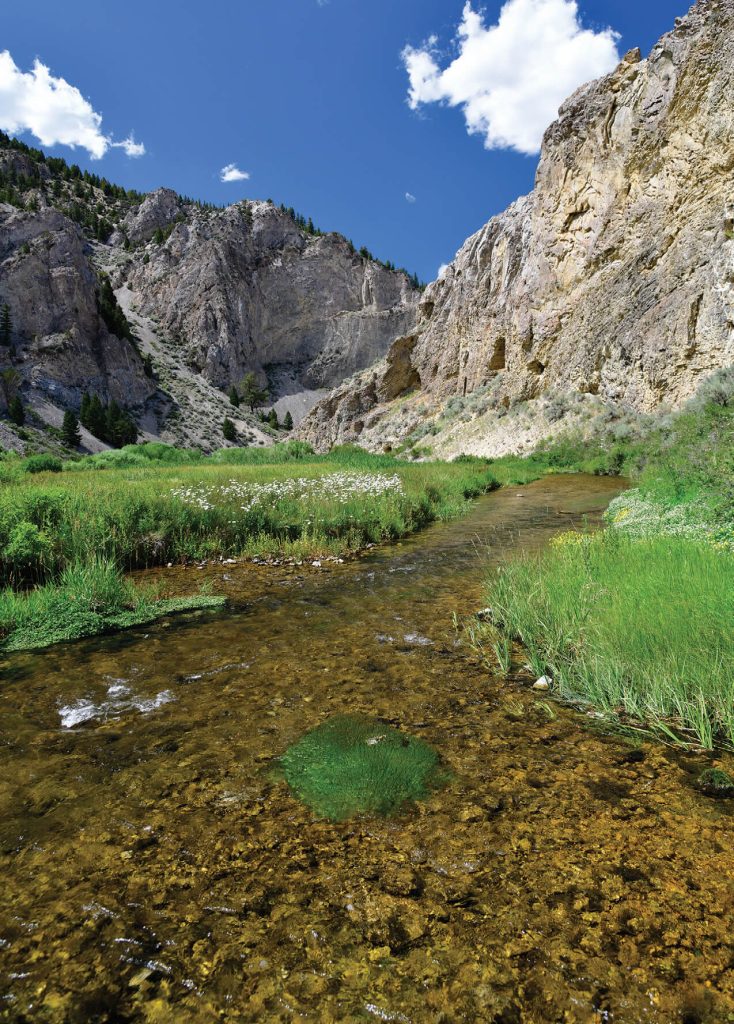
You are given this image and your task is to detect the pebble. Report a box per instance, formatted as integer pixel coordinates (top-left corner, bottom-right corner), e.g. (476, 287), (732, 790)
(533, 677), (551, 691)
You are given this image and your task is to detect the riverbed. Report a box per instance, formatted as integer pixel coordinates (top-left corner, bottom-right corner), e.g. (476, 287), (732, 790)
(2, 476), (733, 1023)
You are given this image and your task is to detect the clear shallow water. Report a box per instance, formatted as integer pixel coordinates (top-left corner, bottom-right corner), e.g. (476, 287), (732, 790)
(2, 476), (733, 1023)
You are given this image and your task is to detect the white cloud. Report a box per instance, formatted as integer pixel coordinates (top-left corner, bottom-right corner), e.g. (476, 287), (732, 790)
(0, 50), (145, 159)
(113, 135), (145, 158)
(220, 163), (250, 183)
(437, 263), (450, 279)
(405, 191), (417, 203)
(402, 0), (620, 155)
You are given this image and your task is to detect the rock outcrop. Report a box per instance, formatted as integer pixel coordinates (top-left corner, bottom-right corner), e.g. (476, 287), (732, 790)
(0, 204), (153, 414)
(122, 198), (419, 394)
(302, 0), (734, 452)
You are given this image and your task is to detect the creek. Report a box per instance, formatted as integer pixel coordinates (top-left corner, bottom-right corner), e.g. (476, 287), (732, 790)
(2, 475), (732, 1023)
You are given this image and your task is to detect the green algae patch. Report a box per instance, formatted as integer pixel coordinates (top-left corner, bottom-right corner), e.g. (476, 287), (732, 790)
(280, 715), (448, 820)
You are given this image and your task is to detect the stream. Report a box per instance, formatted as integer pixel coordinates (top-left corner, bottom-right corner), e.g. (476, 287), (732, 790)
(2, 475), (733, 1023)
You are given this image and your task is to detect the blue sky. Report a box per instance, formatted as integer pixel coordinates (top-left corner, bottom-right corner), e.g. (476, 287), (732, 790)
(2, 0), (680, 282)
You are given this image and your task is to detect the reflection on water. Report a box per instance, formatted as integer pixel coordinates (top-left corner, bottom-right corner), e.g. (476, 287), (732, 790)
(1, 476), (733, 1022)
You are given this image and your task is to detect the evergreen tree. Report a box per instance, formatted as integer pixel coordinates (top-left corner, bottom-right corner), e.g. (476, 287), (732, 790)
(143, 353), (154, 378)
(87, 395), (105, 438)
(97, 275), (133, 340)
(228, 385), (240, 407)
(0, 303), (11, 347)
(283, 410), (294, 431)
(80, 391), (91, 426)
(62, 409), (81, 447)
(8, 395), (24, 425)
(267, 408), (279, 429)
(104, 400), (138, 447)
(153, 227), (165, 245)
(222, 417), (236, 442)
(239, 371), (269, 413)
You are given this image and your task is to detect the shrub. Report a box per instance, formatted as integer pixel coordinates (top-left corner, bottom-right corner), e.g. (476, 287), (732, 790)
(8, 395), (24, 426)
(2, 521), (53, 582)
(24, 454), (62, 474)
(687, 366), (734, 411)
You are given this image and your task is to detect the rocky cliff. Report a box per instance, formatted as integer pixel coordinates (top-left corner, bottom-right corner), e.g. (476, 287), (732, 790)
(301, 0), (734, 454)
(0, 144), (419, 451)
(120, 191), (418, 395)
(0, 201), (153, 418)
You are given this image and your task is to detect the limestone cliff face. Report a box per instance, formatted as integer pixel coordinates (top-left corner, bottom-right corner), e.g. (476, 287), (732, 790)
(122, 197), (419, 393)
(0, 146), (419, 448)
(0, 203), (153, 414)
(302, 0), (734, 451)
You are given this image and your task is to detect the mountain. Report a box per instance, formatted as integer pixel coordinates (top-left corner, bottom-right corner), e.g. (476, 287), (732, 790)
(301, 0), (734, 457)
(0, 141), (420, 452)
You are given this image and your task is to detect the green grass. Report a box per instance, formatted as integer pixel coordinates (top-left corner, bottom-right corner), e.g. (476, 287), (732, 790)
(279, 715), (447, 820)
(482, 531), (734, 749)
(0, 558), (225, 652)
(0, 445), (498, 586)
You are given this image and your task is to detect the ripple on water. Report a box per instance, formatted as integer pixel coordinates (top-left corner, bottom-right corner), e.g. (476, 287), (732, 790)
(58, 682), (175, 728)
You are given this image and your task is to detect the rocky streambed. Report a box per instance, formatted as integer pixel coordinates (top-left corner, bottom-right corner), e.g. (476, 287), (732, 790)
(2, 476), (734, 1023)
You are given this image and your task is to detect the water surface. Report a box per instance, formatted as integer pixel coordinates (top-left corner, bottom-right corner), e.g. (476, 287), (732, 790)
(2, 476), (733, 1023)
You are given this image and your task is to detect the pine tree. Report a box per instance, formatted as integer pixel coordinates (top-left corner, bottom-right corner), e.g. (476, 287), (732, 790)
(8, 395), (24, 425)
(143, 353), (154, 378)
(0, 303), (11, 347)
(79, 392), (91, 428)
(239, 371), (269, 413)
(283, 410), (294, 431)
(222, 417), (236, 442)
(62, 410), (81, 448)
(267, 408), (279, 430)
(86, 395), (105, 439)
(98, 275), (133, 340)
(228, 386), (240, 407)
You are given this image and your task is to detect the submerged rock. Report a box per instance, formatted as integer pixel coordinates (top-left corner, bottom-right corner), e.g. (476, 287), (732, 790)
(695, 768), (734, 799)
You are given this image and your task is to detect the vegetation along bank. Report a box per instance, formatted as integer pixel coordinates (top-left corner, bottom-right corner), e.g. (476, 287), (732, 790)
(0, 442), (499, 652)
(477, 368), (734, 751)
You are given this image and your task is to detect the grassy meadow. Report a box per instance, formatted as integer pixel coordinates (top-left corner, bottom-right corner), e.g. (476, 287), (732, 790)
(0, 441), (498, 651)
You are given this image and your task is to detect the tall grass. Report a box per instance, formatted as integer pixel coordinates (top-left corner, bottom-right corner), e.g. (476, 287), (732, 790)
(483, 531), (734, 748)
(0, 447), (497, 585)
(0, 558), (224, 652)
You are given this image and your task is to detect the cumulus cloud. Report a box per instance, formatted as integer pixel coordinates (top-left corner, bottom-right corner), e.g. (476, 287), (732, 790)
(0, 50), (145, 159)
(402, 0), (620, 155)
(405, 192), (417, 203)
(220, 163), (250, 183)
